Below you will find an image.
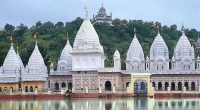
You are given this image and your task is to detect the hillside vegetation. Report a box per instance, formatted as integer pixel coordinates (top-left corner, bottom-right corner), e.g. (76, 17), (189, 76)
(0, 17), (199, 71)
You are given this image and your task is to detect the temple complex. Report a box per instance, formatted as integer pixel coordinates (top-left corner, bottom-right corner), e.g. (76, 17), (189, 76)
(49, 18), (200, 96)
(1, 11), (200, 97)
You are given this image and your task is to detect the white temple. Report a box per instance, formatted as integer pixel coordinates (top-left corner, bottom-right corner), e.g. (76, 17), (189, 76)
(0, 42), (22, 83)
(71, 19), (105, 71)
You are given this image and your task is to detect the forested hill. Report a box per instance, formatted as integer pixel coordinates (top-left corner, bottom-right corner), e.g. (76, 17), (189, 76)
(0, 17), (199, 71)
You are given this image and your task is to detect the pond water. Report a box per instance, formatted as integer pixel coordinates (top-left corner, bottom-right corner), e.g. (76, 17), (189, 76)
(0, 97), (199, 110)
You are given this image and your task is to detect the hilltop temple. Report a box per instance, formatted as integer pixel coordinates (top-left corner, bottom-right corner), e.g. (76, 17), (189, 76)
(93, 3), (112, 25)
(1, 14), (200, 96)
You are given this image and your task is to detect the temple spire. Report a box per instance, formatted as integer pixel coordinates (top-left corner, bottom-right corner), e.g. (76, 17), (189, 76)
(134, 28), (136, 37)
(34, 34), (38, 45)
(9, 36), (13, 46)
(84, 6), (88, 19)
(157, 25), (160, 36)
(66, 32), (69, 44)
(181, 23), (185, 34)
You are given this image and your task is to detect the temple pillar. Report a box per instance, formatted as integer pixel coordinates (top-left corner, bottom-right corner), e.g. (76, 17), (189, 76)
(155, 84), (158, 91)
(99, 87), (102, 93)
(47, 88), (51, 94)
(112, 87), (116, 93)
(167, 87), (170, 93)
(183, 87), (186, 93)
(188, 84), (191, 90)
(85, 87), (88, 93)
(9, 88), (12, 95)
(22, 88), (25, 94)
(72, 87), (75, 93)
(34, 88), (38, 95)
(199, 86), (200, 92)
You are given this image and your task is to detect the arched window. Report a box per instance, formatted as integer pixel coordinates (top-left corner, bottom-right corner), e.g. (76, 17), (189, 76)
(25, 86), (28, 92)
(158, 82), (162, 90)
(105, 81), (111, 91)
(30, 86), (33, 92)
(61, 82), (66, 88)
(165, 82), (169, 90)
(55, 82), (59, 90)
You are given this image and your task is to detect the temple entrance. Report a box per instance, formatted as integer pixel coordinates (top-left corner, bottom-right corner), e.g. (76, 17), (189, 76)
(165, 82), (168, 90)
(178, 82), (182, 90)
(105, 81), (111, 91)
(158, 82), (162, 90)
(61, 82), (66, 88)
(171, 82), (175, 90)
(25, 86), (28, 92)
(191, 82), (195, 90)
(184, 82), (188, 90)
(30, 86), (33, 92)
(55, 82), (59, 90)
(134, 79), (147, 95)
(126, 82), (130, 87)
(10, 87), (13, 92)
(68, 82), (72, 90)
(152, 82), (155, 87)
(18, 83), (22, 91)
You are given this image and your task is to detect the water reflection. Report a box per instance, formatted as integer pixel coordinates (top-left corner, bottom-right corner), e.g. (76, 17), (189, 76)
(0, 98), (200, 110)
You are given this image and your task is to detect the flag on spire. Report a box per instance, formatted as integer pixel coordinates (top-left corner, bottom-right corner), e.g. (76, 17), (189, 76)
(84, 6), (87, 10)
(34, 34), (37, 39)
(9, 36), (13, 41)
(156, 25), (159, 29)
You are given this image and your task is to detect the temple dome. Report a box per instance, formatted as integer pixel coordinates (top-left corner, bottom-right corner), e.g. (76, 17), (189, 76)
(126, 34), (144, 61)
(114, 50), (120, 58)
(60, 39), (72, 61)
(28, 41), (47, 72)
(99, 4), (106, 15)
(150, 31), (169, 60)
(3, 43), (22, 71)
(174, 32), (194, 59)
(58, 39), (72, 71)
(73, 19), (104, 53)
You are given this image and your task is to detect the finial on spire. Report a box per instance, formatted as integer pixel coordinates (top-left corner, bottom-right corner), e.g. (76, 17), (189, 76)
(9, 36), (13, 41)
(156, 25), (159, 30)
(9, 36), (13, 46)
(84, 6), (88, 19)
(102, 1), (103, 7)
(66, 32), (69, 40)
(181, 23), (185, 34)
(156, 25), (160, 35)
(133, 28), (136, 37)
(34, 34), (37, 39)
(134, 28), (136, 33)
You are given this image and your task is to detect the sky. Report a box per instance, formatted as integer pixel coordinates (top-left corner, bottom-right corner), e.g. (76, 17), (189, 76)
(0, 0), (200, 31)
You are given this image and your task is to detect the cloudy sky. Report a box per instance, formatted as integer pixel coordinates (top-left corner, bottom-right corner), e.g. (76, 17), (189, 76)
(0, 0), (199, 30)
